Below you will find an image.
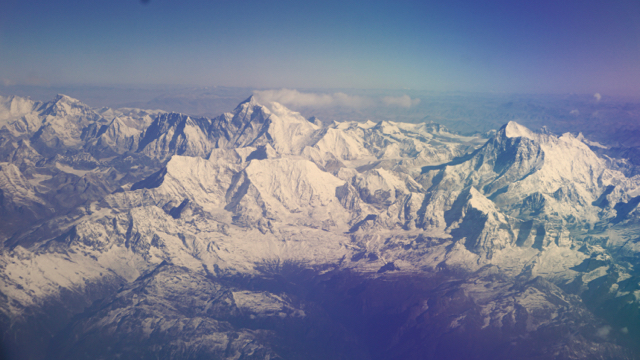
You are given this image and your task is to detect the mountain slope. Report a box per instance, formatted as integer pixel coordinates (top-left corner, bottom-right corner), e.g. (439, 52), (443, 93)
(1, 95), (640, 359)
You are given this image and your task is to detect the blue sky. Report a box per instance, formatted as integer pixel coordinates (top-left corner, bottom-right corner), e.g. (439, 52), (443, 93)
(1, 0), (639, 95)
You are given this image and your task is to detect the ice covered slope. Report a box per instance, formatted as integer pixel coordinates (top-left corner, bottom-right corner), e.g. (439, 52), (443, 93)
(209, 96), (320, 154)
(0, 94), (104, 145)
(0, 94), (151, 157)
(86, 108), (162, 156)
(32, 95), (108, 149)
(207, 96), (484, 169)
(137, 113), (213, 160)
(418, 121), (640, 236)
(308, 119), (485, 170)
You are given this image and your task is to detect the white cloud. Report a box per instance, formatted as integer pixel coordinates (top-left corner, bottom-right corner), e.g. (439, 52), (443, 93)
(570, 109), (579, 115)
(253, 89), (373, 108)
(382, 95), (421, 108)
(332, 92), (374, 108)
(253, 89), (421, 109)
(594, 93), (602, 102)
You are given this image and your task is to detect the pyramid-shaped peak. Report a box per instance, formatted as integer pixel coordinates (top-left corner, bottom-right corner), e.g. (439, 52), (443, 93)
(307, 116), (323, 126)
(373, 120), (402, 134)
(235, 95), (262, 109)
(38, 93), (98, 119)
(53, 94), (82, 104)
(228, 95), (271, 120)
(501, 121), (535, 140)
(360, 120), (377, 129)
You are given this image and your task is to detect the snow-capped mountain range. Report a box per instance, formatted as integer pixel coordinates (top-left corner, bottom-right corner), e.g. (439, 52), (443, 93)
(0, 94), (639, 359)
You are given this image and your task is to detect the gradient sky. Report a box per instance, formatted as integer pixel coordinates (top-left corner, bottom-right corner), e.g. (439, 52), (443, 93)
(1, 0), (639, 95)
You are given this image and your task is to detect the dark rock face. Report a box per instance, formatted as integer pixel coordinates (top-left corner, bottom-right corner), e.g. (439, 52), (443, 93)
(1, 275), (126, 360)
(49, 265), (277, 360)
(29, 266), (633, 360)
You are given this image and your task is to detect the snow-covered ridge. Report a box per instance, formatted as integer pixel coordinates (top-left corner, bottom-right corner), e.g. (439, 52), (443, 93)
(503, 120), (536, 139)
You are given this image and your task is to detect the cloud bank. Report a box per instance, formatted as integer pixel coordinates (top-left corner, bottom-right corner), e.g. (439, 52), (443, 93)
(382, 95), (421, 108)
(253, 89), (420, 109)
(253, 89), (372, 108)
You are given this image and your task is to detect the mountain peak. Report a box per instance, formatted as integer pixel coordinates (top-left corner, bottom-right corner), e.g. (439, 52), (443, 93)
(53, 94), (81, 104)
(236, 95), (261, 109)
(230, 95), (267, 118)
(41, 94), (89, 113)
(502, 121), (535, 139)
